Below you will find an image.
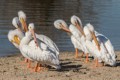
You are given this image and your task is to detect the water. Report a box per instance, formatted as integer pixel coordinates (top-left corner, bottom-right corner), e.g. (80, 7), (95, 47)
(0, 0), (120, 56)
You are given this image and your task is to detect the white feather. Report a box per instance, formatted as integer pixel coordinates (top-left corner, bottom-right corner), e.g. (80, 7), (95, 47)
(54, 19), (68, 29)
(20, 31), (61, 69)
(83, 26), (92, 41)
(69, 24), (82, 37)
(28, 23), (59, 58)
(69, 24), (89, 54)
(84, 25), (116, 66)
(28, 23), (34, 29)
(95, 32), (116, 66)
(86, 23), (94, 32)
(54, 19), (89, 54)
(36, 34), (59, 57)
(71, 15), (83, 28)
(12, 17), (20, 28)
(18, 10), (26, 21)
(8, 29), (24, 49)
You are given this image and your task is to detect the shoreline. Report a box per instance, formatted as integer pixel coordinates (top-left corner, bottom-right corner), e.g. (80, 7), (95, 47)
(0, 51), (120, 80)
(2, 50), (120, 57)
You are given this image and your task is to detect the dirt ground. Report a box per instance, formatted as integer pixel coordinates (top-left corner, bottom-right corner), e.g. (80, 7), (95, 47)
(0, 51), (120, 80)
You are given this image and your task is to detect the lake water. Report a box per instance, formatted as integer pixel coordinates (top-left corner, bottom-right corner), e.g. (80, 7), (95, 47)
(0, 0), (120, 56)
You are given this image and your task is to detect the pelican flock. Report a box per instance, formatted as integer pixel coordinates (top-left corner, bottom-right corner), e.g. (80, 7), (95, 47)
(7, 10), (116, 72)
(20, 23), (61, 72)
(8, 17), (24, 49)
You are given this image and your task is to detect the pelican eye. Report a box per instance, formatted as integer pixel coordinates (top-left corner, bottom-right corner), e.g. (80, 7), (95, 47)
(60, 23), (63, 28)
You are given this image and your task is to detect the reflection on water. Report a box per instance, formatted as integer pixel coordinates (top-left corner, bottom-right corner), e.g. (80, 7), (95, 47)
(0, 0), (120, 56)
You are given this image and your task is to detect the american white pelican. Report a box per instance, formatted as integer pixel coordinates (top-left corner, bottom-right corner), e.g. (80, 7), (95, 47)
(86, 23), (116, 66)
(8, 17), (24, 49)
(84, 23), (116, 67)
(18, 10), (30, 63)
(54, 19), (89, 63)
(70, 15), (89, 62)
(18, 11), (59, 58)
(18, 10), (28, 32)
(19, 23), (61, 72)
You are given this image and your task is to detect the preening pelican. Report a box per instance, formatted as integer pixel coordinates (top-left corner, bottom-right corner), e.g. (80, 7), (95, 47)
(70, 15), (89, 62)
(18, 10), (28, 32)
(83, 23), (116, 67)
(85, 23), (116, 66)
(54, 19), (89, 63)
(19, 23), (61, 72)
(54, 20), (79, 56)
(17, 10), (30, 63)
(18, 11), (59, 59)
(8, 17), (24, 49)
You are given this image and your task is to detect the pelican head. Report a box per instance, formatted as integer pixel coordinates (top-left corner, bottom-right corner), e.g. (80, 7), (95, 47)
(54, 19), (70, 33)
(71, 15), (85, 36)
(86, 23), (101, 50)
(71, 15), (82, 28)
(12, 17), (20, 29)
(83, 26), (92, 41)
(18, 10), (26, 21)
(86, 23), (94, 32)
(28, 23), (34, 30)
(18, 10), (28, 32)
(28, 23), (38, 47)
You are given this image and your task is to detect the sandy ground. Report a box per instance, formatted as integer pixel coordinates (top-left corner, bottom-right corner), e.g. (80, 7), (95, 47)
(0, 51), (120, 80)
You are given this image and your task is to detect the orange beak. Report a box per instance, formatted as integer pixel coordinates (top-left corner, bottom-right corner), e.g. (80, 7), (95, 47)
(60, 24), (71, 33)
(20, 18), (28, 32)
(31, 29), (39, 47)
(91, 32), (100, 51)
(75, 22), (85, 37)
(11, 35), (20, 45)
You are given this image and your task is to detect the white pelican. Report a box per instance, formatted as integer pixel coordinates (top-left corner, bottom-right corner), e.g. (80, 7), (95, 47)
(54, 19), (89, 63)
(18, 10), (30, 63)
(84, 23), (116, 67)
(70, 15), (89, 62)
(18, 11), (59, 64)
(8, 17), (24, 49)
(18, 10), (59, 57)
(87, 24), (116, 66)
(19, 23), (61, 72)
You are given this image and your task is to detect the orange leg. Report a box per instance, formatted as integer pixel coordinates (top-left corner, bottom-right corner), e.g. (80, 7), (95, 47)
(25, 58), (29, 63)
(95, 59), (104, 67)
(90, 59), (99, 68)
(85, 53), (89, 63)
(37, 64), (43, 72)
(95, 58), (99, 67)
(21, 58), (29, 65)
(90, 58), (103, 68)
(27, 60), (31, 68)
(33, 63), (39, 72)
(75, 48), (78, 58)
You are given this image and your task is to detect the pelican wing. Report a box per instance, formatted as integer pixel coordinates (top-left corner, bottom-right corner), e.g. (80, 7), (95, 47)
(21, 40), (60, 69)
(95, 31), (115, 56)
(36, 34), (59, 57)
(95, 31), (116, 65)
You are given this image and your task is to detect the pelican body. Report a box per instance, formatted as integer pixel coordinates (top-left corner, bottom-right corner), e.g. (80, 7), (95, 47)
(18, 11), (59, 59)
(19, 23), (61, 71)
(84, 23), (116, 66)
(54, 19), (89, 61)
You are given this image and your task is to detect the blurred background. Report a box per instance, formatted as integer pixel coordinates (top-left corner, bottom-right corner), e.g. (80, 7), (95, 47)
(0, 0), (120, 56)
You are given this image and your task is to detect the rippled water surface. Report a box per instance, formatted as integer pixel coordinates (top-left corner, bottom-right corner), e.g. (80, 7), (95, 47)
(0, 0), (120, 56)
